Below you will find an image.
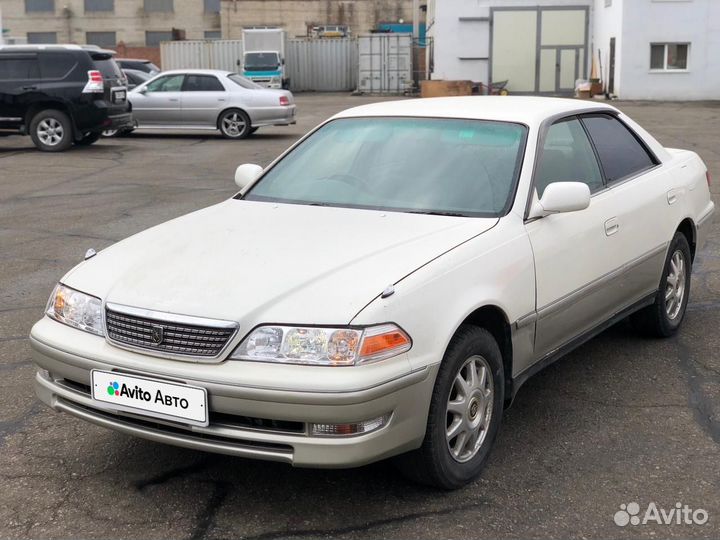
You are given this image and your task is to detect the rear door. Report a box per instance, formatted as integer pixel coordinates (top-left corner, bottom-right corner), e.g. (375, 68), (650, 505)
(131, 74), (184, 125)
(579, 113), (672, 302)
(180, 74), (228, 127)
(0, 53), (41, 121)
(90, 53), (127, 112)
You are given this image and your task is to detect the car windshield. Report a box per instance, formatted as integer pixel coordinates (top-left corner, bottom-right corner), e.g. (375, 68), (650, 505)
(244, 52), (280, 71)
(227, 73), (263, 89)
(243, 117), (528, 217)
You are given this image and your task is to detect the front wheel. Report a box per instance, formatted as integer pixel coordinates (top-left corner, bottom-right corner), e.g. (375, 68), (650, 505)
(395, 326), (504, 489)
(218, 109), (251, 139)
(631, 232), (692, 337)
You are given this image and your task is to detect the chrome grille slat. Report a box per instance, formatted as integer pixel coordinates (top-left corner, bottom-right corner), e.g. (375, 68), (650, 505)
(105, 306), (236, 359)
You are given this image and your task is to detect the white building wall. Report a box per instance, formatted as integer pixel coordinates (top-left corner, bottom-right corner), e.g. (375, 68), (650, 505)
(592, 0), (623, 94)
(428, 0), (592, 84)
(616, 0), (720, 100)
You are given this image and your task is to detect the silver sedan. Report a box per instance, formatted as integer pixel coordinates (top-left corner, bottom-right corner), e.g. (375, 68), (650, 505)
(120, 69), (296, 139)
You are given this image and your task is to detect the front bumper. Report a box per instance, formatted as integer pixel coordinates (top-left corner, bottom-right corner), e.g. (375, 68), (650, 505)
(30, 317), (435, 468)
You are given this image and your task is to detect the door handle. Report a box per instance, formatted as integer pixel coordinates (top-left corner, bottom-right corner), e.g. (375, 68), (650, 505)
(169, 98), (179, 102)
(604, 217), (620, 236)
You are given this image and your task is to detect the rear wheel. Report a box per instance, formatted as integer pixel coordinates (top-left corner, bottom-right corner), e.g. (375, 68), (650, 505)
(219, 109), (251, 139)
(631, 232), (692, 337)
(76, 132), (101, 146)
(395, 326), (504, 489)
(29, 109), (73, 152)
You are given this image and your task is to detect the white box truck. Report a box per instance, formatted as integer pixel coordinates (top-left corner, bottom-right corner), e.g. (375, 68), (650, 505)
(241, 28), (288, 89)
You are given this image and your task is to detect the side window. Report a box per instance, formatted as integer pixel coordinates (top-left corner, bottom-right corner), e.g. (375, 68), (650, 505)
(183, 75), (225, 92)
(0, 56), (40, 80)
(580, 114), (656, 183)
(535, 118), (604, 198)
(39, 52), (77, 79)
(145, 74), (184, 92)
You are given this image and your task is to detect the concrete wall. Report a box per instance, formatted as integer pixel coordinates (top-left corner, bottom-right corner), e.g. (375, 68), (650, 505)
(219, 0), (413, 39)
(615, 0), (720, 100)
(0, 0), (220, 46)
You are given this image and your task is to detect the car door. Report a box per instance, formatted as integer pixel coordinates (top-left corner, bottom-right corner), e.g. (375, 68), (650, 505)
(131, 74), (184, 125)
(525, 116), (628, 359)
(180, 74), (228, 127)
(579, 113), (673, 303)
(0, 53), (41, 120)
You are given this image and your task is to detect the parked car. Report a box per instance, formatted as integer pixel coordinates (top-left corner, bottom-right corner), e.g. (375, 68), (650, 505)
(0, 44), (132, 151)
(30, 97), (714, 488)
(123, 68), (151, 90)
(114, 69), (295, 139)
(116, 58), (160, 76)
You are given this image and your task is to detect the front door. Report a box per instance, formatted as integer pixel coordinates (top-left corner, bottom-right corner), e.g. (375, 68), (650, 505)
(525, 117), (622, 358)
(131, 74), (184, 125)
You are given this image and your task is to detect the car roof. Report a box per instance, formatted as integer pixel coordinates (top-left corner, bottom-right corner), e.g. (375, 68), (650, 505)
(332, 96), (618, 126)
(0, 44), (116, 55)
(159, 69), (233, 76)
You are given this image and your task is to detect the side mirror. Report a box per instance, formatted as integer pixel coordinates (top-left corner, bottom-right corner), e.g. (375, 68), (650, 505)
(530, 182), (591, 218)
(138, 86), (147, 94)
(234, 163), (263, 190)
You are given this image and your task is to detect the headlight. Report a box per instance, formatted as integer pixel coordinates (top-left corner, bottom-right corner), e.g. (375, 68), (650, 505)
(46, 283), (104, 336)
(230, 323), (411, 366)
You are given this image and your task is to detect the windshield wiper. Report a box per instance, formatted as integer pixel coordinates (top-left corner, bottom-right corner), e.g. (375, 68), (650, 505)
(408, 210), (469, 217)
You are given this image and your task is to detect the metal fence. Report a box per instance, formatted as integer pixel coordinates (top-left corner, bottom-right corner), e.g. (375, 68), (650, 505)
(286, 38), (357, 92)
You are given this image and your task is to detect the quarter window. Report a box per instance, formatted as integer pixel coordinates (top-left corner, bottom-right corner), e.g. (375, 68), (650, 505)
(145, 74), (184, 92)
(39, 52), (77, 79)
(650, 43), (689, 71)
(580, 114), (656, 183)
(183, 75), (225, 92)
(0, 57), (41, 80)
(535, 118), (604, 198)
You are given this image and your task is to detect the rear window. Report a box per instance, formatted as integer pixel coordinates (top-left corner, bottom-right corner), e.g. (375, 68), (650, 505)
(92, 56), (123, 79)
(39, 52), (78, 79)
(0, 56), (40, 80)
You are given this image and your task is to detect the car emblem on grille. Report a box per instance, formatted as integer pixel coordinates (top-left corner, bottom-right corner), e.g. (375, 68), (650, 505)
(150, 325), (164, 345)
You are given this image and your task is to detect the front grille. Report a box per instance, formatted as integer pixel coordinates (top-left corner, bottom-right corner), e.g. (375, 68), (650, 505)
(105, 307), (236, 358)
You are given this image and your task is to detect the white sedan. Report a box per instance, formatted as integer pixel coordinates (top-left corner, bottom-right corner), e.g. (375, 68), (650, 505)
(116, 69), (296, 139)
(30, 97), (714, 489)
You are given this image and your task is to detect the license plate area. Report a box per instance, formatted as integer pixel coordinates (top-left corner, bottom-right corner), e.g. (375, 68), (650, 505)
(91, 370), (208, 427)
(112, 88), (127, 103)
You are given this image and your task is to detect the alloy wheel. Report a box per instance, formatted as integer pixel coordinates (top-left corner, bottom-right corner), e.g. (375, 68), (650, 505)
(446, 355), (494, 463)
(665, 249), (686, 320)
(222, 112), (246, 137)
(37, 118), (65, 147)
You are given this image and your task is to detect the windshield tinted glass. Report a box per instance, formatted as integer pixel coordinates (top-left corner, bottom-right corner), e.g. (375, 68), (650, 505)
(244, 117), (527, 217)
(244, 52), (280, 70)
(228, 73), (262, 89)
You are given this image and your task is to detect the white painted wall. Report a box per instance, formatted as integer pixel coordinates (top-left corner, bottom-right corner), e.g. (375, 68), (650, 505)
(615, 0), (720, 100)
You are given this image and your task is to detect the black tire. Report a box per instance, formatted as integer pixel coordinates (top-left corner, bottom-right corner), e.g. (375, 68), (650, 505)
(248, 127), (259, 135)
(395, 325), (505, 489)
(218, 109), (251, 139)
(29, 109), (73, 152)
(631, 232), (692, 337)
(76, 132), (101, 146)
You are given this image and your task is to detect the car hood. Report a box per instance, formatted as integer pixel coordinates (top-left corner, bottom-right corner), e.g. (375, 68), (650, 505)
(64, 200), (497, 325)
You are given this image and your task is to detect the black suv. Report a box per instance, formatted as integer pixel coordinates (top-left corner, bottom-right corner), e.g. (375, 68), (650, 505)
(0, 45), (133, 151)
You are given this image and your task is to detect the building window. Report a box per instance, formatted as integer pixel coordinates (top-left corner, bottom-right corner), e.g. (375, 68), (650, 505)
(650, 43), (689, 71)
(204, 31), (221, 40)
(144, 0), (173, 12)
(86, 31), (116, 48)
(146, 31), (173, 47)
(84, 0), (114, 12)
(25, 0), (54, 12)
(204, 0), (220, 13)
(27, 31), (57, 43)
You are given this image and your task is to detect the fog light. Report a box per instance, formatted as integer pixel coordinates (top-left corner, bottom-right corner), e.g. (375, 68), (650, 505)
(310, 413), (391, 436)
